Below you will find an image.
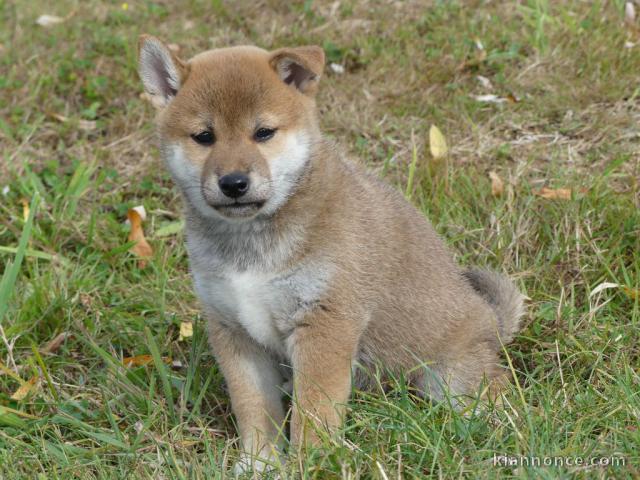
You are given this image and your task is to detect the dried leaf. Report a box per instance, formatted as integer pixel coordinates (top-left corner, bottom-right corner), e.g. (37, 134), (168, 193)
(472, 94), (508, 104)
(10, 376), (40, 401)
(625, 2), (636, 26)
(535, 187), (572, 200)
(429, 125), (448, 160)
(127, 208), (153, 267)
(473, 37), (487, 62)
(330, 63), (345, 74)
(476, 75), (493, 90)
(131, 205), (147, 221)
(41, 332), (71, 355)
(78, 120), (97, 131)
(505, 93), (519, 103)
(36, 14), (64, 27)
(21, 199), (29, 221)
(51, 113), (69, 123)
(179, 321), (193, 341)
(123, 355), (172, 368)
(623, 286), (639, 300)
(488, 171), (504, 197)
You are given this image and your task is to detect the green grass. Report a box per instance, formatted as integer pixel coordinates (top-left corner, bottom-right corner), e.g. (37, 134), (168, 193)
(1, 0), (639, 478)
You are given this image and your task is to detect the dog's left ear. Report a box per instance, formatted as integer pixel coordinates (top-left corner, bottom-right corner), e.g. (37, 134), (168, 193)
(269, 46), (325, 96)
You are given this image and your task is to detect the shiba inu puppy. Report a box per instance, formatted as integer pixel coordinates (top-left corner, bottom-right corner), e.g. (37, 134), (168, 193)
(138, 35), (524, 473)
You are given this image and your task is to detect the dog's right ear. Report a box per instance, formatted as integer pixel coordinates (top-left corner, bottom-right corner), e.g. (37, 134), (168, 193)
(138, 35), (188, 108)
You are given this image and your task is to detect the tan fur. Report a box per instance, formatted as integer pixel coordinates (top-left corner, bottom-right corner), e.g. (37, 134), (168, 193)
(137, 35), (525, 472)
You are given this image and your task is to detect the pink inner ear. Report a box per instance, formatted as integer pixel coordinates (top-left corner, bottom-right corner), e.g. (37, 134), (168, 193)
(151, 55), (178, 98)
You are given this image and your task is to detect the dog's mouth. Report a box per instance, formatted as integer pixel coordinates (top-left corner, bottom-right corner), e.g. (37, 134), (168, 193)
(213, 201), (265, 218)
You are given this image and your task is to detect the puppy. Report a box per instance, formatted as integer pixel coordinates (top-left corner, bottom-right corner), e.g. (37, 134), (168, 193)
(137, 36), (524, 472)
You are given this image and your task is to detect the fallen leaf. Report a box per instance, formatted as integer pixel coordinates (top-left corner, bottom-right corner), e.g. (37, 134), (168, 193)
(123, 355), (172, 368)
(167, 43), (180, 53)
(131, 205), (147, 221)
(473, 37), (487, 62)
(488, 171), (504, 197)
(535, 187), (572, 200)
(623, 286), (639, 300)
(179, 321), (193, 341)
(21, 199), (29, 221)
(10, 376), (40, 401)
(127, 208), (153, 267)
(330, 63), (345, 74)
(505, 93), (519, 103)
(429, 125), (448, 160)
(476, 75), (493, 90)
(41, 332), (71, 355)
(36, 14), (64, 27)
(78, 120), (97, 131)
(625, 2), (636, 26)
(472, 94), (508, 104)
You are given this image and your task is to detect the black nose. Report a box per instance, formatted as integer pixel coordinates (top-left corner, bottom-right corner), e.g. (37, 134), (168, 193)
(218, 172), (250, 198)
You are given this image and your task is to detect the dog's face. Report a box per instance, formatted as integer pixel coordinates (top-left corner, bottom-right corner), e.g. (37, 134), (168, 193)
(138, 37), (324, 220)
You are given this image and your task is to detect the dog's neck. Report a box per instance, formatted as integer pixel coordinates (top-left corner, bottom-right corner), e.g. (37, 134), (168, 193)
(183, 138), (337, 272)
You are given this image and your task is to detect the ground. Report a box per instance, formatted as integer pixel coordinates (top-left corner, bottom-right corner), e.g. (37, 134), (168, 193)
(0, 0), (639, 478)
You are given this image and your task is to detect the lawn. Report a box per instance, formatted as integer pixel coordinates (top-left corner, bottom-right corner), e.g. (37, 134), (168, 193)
(0, 0), (639, 478)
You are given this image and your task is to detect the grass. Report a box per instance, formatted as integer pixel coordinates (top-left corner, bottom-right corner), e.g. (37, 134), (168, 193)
(0, 0), (639, 478)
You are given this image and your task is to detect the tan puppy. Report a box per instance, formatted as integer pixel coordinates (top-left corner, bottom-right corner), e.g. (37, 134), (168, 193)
(138, 36), (524, 473)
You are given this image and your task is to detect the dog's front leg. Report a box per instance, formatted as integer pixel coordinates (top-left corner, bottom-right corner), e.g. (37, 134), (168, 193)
(288, 309), (361, 448)
(208, 319), (285, 473)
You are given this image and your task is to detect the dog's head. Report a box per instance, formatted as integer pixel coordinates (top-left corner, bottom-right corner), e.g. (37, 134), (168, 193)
(138, 36), (325, 220)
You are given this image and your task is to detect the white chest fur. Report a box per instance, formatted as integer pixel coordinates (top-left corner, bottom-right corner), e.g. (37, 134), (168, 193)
(192, 263), (331, 357)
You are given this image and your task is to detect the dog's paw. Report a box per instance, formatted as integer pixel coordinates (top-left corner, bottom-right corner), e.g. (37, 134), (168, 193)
(232, 451), (281, 477)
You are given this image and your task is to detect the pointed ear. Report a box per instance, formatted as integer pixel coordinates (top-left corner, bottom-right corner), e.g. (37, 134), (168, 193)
(138, 35), (188, 108)
(269, 46), (325, 96)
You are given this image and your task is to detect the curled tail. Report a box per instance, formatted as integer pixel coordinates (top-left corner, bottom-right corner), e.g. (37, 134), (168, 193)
(463, 268), (525, 344)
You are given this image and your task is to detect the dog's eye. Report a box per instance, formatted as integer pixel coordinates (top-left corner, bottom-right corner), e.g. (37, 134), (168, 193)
(191, 131), (215, 146)
(254, 128), (276, 142)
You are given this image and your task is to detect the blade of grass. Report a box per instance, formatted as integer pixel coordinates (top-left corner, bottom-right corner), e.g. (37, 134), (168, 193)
(0, 246), (69, 265)
(405, 131), (418, 200)
(0, 193), (38, 322)
(144, 327), (175, 422)
(30, 343), (59, 402)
